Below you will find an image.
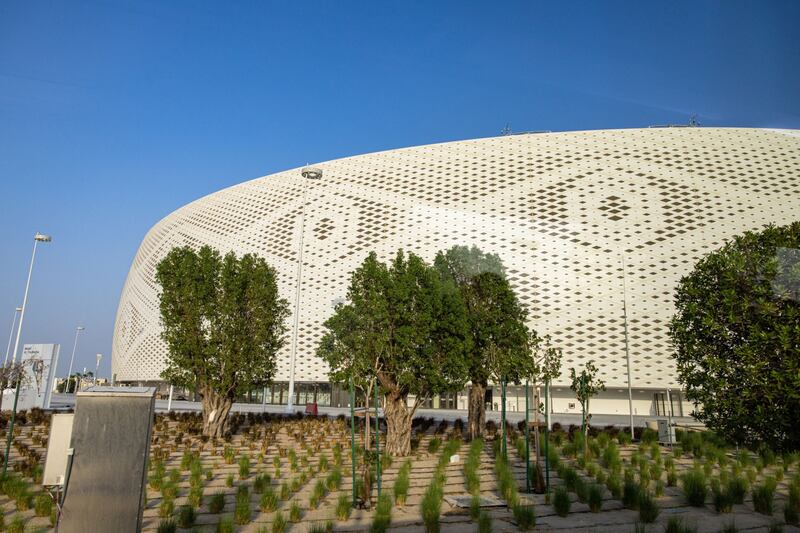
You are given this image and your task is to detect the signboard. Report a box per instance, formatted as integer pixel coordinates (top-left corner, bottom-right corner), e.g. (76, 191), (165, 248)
(19, 344), (60, 410)
(42, 413), (74, 486)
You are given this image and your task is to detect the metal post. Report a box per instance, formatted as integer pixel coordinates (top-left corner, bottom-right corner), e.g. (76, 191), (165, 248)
(544, 379), (550, 494)
(374, 384), (381, 498)
(167, 384), (174, 412)
(666, 388), (673, 447)
(501, 380), (507, 459)
(2, 367), (25, 476)
(525, 380), (530, 492)
(622, 255), (634, 441)
(350, 378), (356, 507)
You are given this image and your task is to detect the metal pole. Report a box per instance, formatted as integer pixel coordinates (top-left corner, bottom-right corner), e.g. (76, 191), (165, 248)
(94, 354), (102, 386)
(3, 308), (21, 367)
(501, 380), (507, 459)
(350, 378), (357, 507)
(666, 388), (673, 447)
(525, 380), (530, 492)
(167, 384), (174, 412)
(621, 255), (634, 441)
(286, 181), (310, 413)
(544, 379), (550, 494)
(374, 383), (381, 498)
(66, 326), (83, 394)
(2, 366), (25, 476)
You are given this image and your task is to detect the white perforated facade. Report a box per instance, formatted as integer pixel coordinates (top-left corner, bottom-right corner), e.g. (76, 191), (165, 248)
(112, 127), (800, 398)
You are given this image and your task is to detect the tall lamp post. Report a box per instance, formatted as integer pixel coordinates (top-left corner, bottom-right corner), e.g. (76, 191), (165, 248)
(3, 232), (52, 476)
(66, 326), (85, 394)
(94, 353), (102, 386)
(286, 165), (322, 413)
(621, 255), (635, 441)
(3, 307), (22, 367)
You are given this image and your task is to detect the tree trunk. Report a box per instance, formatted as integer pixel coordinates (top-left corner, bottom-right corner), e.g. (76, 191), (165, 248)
(468, 381), (486, 441)
(201, 388), (233, 438)
(384, 389), (412, 457)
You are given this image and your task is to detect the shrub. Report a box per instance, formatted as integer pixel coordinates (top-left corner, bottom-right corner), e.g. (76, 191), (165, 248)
(209, 491), (225, 513)
(638, 491), (660, 523)
(587, 483), (603, 512)
(34, 492), (52, 517)
(681, 470), (707, 507)
(336, 493), (352, 521)
(394, 461), (411, 506)
(289, 501), (302, 523)
(752, 480), (776, 515)
(235, 486), (251, 524)
(512, 503), (535, 530)
(553, 486), (571, 517)
(478, 510), (492, 533)
(176, 505), (196, 528)
(157, 518), (177, 533)
(260, 488), (278, 512)
(272, 510), (286, 533)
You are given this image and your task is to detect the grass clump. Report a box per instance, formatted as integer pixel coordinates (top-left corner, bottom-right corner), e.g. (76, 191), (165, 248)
(638, 491), (660, 523)
(159, 498), (175, 518)
(428, 437), (442, 454)
(553, 486), (571, 517)
(370, 492), (392, 533)
(394, 460), (411, 506)
(176, 505), (196, 528)
(512, 503), (535, 530)
(34, 492), (53, 517)
(253, 472), (271, 494)
(421, 478), (444, 533)
(157, 518), (177, 533)
(752, 479), (777, 515)
(465, 438), (483, 495)
(336, 493), (352, 521)
(478, 510), (492, 533)
(235, 485), (251, 524)
(623, 480), (641, 509)
(238, 454), (251, 479)
(681, 470), (707, 507)
(587, 482), (603, 512)
(272, 511), (286, 533)
(665, 516), (698, 533)
(260, 487), (278, 512)
(289, 501), (302, 523)
(209, 491), (225, 513)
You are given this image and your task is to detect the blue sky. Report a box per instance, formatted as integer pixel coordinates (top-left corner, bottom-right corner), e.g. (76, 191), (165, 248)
(1, 1), (799, 379)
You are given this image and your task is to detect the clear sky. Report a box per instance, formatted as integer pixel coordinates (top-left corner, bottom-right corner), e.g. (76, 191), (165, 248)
(1, 1), (799, 379)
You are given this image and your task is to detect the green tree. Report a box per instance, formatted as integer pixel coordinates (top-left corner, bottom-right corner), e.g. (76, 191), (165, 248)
(570, 360), (605, 453)
(156, 245), (289, 437)
(670, 222), (800, 451)
(318, 251), (470, 457)
(434, 245), (531, 440)
(529, 334), (562, 492)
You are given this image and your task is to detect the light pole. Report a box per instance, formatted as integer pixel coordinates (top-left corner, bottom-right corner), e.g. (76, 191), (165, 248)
(3, 232), (51, 476)
(94, 353), (102, 386)
(3, 307), (22, 368)
(67, 326), (85, 394)
(286, 165), (322, 413)
(621, 255), (635, 441)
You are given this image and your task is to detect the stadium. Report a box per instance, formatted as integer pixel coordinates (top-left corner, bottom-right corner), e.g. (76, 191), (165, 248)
(111, 127), (800, 418)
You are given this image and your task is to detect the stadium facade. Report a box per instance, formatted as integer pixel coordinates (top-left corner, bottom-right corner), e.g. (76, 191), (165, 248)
(112, 127), (800, 418)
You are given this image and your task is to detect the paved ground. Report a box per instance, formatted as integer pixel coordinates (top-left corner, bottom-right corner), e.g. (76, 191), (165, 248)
(49, 394), (700, 430)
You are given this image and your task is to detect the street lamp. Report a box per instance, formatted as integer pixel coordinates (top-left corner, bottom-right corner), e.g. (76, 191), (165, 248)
(67, 326), (85, 394)
(286, 166), (322, 413)
(3, 307), (22, 367)
(94, 353), (102, 386)
(3, 232), (51, 476)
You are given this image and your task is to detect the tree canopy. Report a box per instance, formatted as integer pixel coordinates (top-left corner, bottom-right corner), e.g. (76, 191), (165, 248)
(157, 245), (290, 437)
(669, 222), (800, 451)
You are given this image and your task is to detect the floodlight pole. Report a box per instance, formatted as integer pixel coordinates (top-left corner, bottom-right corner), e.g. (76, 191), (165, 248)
(622, 255), (634, 441)
(3, 233), (51, 476)
(544, 379), (550, 494)
(3, 307), (21, 367)
(66, 326), (84, 394)
(501, 380), (507, 459)
(374, 383), (381, 498)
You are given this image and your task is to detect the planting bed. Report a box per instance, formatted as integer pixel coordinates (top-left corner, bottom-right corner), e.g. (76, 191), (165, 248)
(0, 410), (798, 532)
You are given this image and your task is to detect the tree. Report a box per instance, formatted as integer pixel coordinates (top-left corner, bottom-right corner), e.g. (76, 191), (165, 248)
(434, 245), (531, 440)
(529, 334), (562, 492)
(0, 363), (29, 411)
(670, 222), (800, 451)
(157, 245), (289, 437)
(570, 360), (605, 454)
(318, 251), (470, 457)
